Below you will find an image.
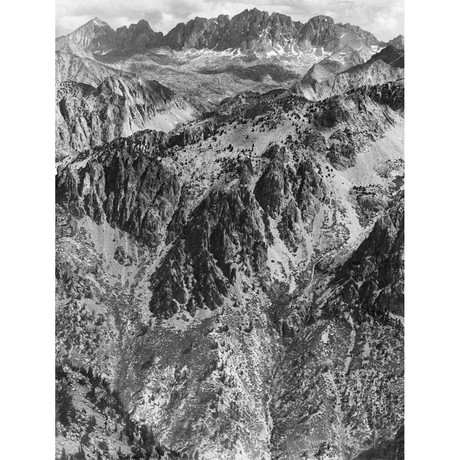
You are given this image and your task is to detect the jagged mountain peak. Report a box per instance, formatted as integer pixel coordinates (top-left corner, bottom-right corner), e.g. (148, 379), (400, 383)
(135, 18), (151, 27)
(55, 16), (117, 57)
(303, 14), (335, 34)
(230, 7), (292, 27)
(308, 14), (335, 25)
(231, 7), (297, 24)
(90, 17), (109, 27)
(162, 14), (229, 51)
(112, 18), (163, 55)
(239, 7), (266, 16)
(388, 34), (405, 49)
(57, 8), (383, 57)
(370, 44), (404, 67)
(75, 17), (114, 34)
(391, 34), (404, 42)
(117, 18), (153, 32)
(299, 15), (336, 46)
(162, 7), (304, 52)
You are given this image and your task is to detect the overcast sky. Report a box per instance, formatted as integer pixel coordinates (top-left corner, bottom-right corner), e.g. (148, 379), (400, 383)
(56, 0), (403, 42)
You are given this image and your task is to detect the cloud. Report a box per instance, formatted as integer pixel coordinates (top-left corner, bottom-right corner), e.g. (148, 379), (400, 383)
(56, 0), (403, 41)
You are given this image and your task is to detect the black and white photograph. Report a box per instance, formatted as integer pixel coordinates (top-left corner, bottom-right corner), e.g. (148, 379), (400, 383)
(5, 1), (459, 459)
(3, 0), (460, 458)
(53, 1), (406, 459)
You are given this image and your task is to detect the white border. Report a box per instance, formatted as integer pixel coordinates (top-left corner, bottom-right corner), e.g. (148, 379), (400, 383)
(405, 0), (460, 458)
(3, 0), (459, 458)
(2, 0), (55, 458)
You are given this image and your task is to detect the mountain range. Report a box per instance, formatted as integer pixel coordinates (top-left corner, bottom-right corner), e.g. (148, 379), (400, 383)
(55, 9), (404, 160)
(56, 11), (385, 59)
(55, 8), (404, 460)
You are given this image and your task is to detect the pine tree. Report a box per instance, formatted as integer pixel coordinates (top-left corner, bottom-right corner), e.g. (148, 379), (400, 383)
(87, 415), (97, 433)
(75, 445), (86, 460)
(56, 381), (75, 426)
(81, 433), (90, 447)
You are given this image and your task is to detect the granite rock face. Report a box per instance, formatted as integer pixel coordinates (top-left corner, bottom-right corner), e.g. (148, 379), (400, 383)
(299, 15), (336, 46)
(114, 19), (164, 55)
(56, 130), (179, 247)
(162, 14), (231, 50)
(160, 11), (379, 53)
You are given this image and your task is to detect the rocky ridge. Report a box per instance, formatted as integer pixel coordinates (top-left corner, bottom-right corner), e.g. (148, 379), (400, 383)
(56, 79), (404, 459)
(294, 46), (404, 101)
(55, 13), (406, 164)
(56, 10), (381, 60)
(55, 76), (195, 160)
(55, 12), (404, 163)
(56, 18), (163, 59)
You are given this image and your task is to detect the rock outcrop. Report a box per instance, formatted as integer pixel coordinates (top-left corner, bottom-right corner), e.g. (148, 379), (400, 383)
(56, 76), (195, 159)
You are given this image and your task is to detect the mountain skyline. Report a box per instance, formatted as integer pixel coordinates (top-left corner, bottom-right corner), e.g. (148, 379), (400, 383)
(56, 0), (404, 42)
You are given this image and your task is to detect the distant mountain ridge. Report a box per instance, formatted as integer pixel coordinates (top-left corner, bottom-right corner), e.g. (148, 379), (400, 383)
(56, 9), (402, 60)
(294, 44), (404, 100)
(55, 9), (404, 162)
(382, 34), (405, 50)
(56, 17), (164, 58)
